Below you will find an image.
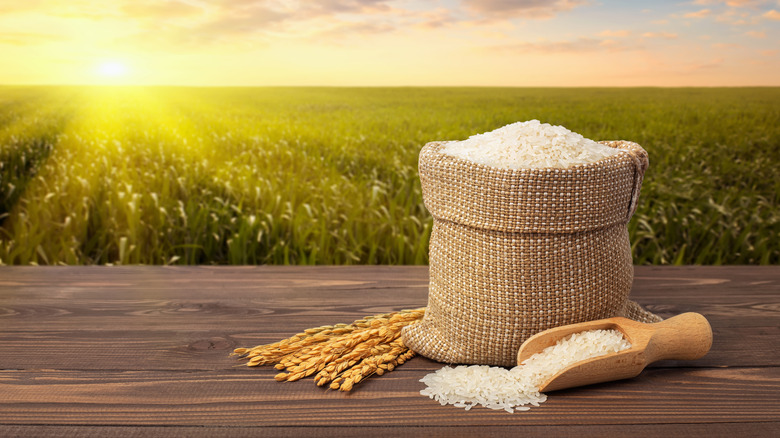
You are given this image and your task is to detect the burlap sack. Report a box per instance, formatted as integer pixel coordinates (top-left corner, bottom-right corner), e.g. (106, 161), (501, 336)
(402, 140), (661, 367)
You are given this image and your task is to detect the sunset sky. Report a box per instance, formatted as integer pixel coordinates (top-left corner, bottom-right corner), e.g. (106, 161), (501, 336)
(1, 0), (778, 86)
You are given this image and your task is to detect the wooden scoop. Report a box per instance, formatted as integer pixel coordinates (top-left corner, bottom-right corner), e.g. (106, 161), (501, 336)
(516, 312), (713, 392)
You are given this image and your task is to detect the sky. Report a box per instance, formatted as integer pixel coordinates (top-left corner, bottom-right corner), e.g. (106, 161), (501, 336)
(0, 0), (778, 86)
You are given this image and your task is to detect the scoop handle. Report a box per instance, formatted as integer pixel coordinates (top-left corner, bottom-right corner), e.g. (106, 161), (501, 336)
(645, 312), (713, 363)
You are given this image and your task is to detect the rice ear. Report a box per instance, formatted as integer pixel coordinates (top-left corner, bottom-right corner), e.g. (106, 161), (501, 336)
(233, 308), (425, 391)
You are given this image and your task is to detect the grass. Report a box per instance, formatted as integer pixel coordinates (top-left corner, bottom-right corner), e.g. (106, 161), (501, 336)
(0, 86), (778, 265)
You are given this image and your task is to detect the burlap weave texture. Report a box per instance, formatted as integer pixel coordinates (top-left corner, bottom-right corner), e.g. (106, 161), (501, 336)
(402, 140), (661, 367)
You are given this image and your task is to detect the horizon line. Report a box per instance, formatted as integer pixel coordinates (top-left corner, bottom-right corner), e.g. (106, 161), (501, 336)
(2, 84), (780, 89)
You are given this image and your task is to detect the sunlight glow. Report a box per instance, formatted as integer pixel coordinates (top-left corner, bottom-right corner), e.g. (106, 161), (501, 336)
(97, 61), (128, 78)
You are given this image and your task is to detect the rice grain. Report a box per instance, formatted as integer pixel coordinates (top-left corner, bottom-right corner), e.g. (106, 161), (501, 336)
(442, 120), (621, 169)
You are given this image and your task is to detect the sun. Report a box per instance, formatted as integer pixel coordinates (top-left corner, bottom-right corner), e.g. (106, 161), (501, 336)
(97, 61), (129, 78)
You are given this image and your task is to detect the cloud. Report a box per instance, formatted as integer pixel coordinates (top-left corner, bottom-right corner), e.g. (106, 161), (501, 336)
(461, 0), (588, 20)
(0, 31), (61, 46)
(764, 9), (780, 19)
(745, 30), (767, 37)
(724, 0), (766, 7)
(121, 1), (203, 19)
(685, 8), (713, 17)
(0, 0), (46, 14)
(598, 39), (622, 49)
(114, 0), (595, 51)
(206, 0), (393, 17)
(111, 0), (408, 50)
(413, 9), (459, 29)
(642, 32), (679, 39)
(599, 29), (630, 37)
(684, 57), (724, 72)
(310, 20), (397, 42)
(712, 42), (741, 48)
(682, 1), (770, 25)
(713, 7), (757, 24)
(485, 37), (635, 54)
(692, 0), (768, 6)
(0, 0), (626, 54)
(0, 1), (120, 20)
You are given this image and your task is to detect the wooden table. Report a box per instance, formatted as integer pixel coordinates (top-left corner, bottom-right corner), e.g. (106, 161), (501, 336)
(0, 266), (778, 437)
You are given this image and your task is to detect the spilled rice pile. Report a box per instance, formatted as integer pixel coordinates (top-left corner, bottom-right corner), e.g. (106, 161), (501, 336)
(419, 329), (631, 413)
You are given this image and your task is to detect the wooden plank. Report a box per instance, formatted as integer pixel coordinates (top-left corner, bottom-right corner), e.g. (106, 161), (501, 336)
(0, 266), (778, 369)
(0, 322), (777, 370)
(2, 265), (778, 302)
(2, 266), (777, 323)
(3, 423), (780, 438)
(1, 266), (777, 332)
(1, 366), (779, 427)
(0, 266), (778, 435)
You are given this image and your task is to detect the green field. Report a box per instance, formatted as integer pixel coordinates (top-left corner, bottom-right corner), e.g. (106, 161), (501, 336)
(0, 86), (778, 265)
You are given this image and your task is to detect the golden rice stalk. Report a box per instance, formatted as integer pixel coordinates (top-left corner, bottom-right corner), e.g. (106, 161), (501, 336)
(328, 338), (417, 392)
(234, 307), (425, 391)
